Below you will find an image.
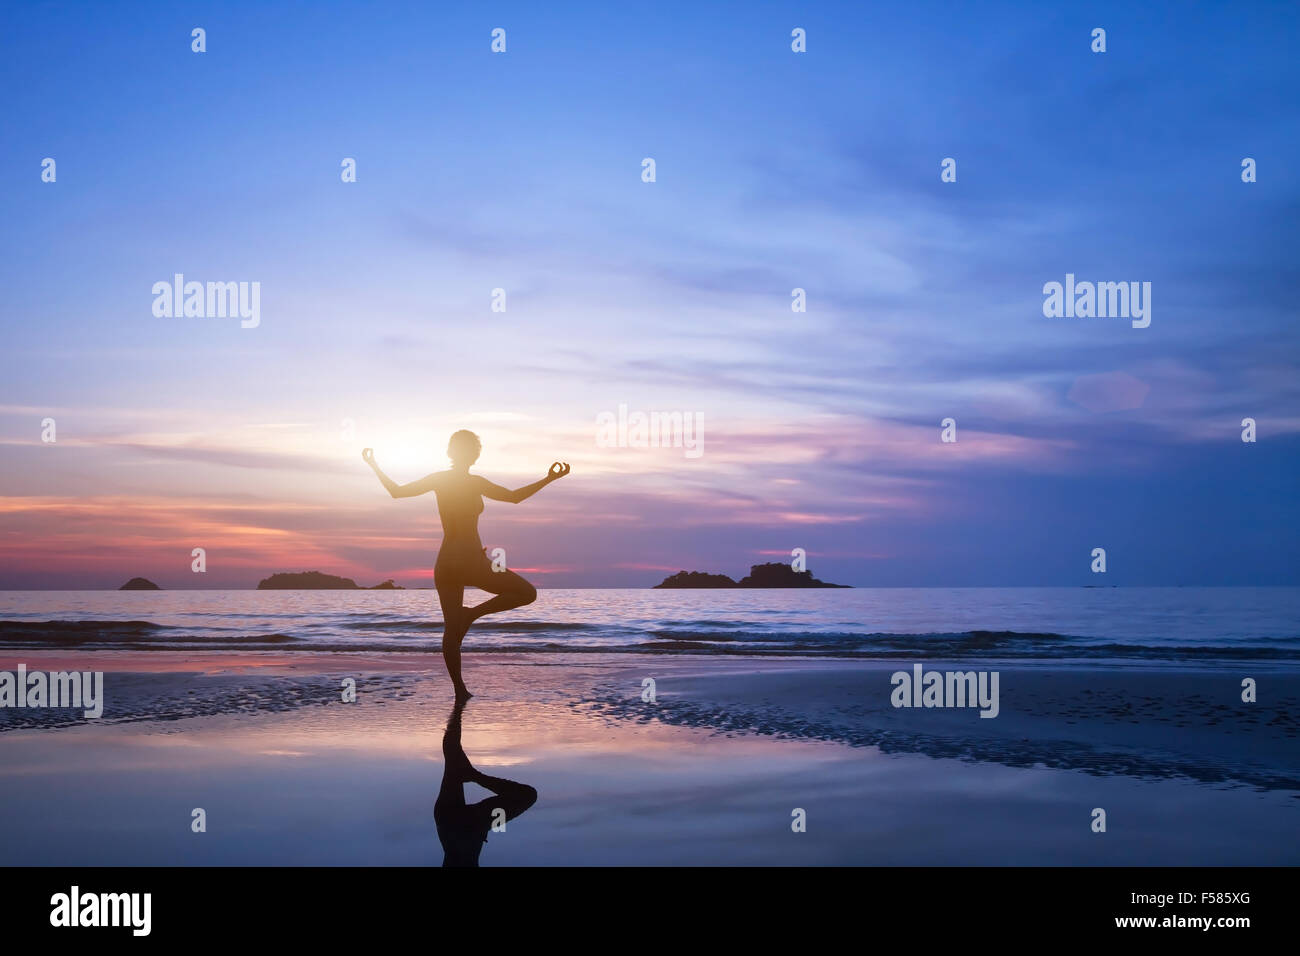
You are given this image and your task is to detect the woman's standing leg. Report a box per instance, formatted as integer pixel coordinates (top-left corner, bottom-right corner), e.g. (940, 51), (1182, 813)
(436, 571), (471, 699)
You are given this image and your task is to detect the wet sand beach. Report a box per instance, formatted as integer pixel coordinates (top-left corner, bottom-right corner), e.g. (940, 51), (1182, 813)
(2, 652), (1295, 865)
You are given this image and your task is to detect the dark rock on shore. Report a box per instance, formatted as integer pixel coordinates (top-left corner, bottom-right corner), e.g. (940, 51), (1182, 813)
(119, 577), (161, 590)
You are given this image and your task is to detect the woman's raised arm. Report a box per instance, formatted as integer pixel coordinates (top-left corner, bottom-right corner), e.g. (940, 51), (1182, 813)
(362, 448), (441, 499)
(478, 462), (570, 504)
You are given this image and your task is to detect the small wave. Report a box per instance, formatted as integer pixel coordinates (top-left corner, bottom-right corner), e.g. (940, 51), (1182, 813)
(0, 620), (164, 643)
(0, 621), (299, 648)
(1, 619), (1296, 662)
(352, 619), (602, 633)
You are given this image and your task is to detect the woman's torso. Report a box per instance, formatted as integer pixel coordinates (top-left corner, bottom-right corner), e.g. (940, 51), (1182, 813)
(434, 471), (485, 563)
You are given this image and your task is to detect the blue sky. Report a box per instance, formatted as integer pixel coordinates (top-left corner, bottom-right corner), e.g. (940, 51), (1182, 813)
(0, 0), (1297, 588)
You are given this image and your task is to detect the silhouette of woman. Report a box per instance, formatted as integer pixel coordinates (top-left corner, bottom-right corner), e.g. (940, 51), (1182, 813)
(363, 431), (569, 700)
(434, 698), (537, 867)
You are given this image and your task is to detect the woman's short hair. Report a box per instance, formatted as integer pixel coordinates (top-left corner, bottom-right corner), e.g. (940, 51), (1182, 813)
(447, 429), (482, 462)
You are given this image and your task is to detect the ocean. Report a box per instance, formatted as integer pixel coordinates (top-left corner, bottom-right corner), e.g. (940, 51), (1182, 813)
(1, 587), (1297, 664)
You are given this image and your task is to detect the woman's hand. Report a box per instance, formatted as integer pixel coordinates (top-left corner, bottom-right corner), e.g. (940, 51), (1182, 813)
(547, 462), (571, 482)
(361, 448), (375, 466)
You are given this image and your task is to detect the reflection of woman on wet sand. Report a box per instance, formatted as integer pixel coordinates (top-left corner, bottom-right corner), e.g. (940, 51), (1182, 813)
(363, 430), (569, 701)
(435, 700), (537, 867)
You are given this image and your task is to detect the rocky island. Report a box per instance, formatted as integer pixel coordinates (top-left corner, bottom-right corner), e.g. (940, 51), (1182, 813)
(654, 562), (848, 588)
(653, 571), (739, 588)
(119, 577), (161, 590)
(256, 571), (406, 590)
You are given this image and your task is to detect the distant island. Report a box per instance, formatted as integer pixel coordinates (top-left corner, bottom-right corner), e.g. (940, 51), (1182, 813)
(257, 571), (406, 590)
(654, 571), (738, 588)
(119, 577), (160, 590)
(654, 562), (849, 589)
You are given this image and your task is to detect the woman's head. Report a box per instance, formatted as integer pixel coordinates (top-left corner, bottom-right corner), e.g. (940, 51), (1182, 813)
(447, 429), (482, 467)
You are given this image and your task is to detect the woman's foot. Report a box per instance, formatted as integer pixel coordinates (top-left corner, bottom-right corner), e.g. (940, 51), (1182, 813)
(454, 683), (474, 702)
